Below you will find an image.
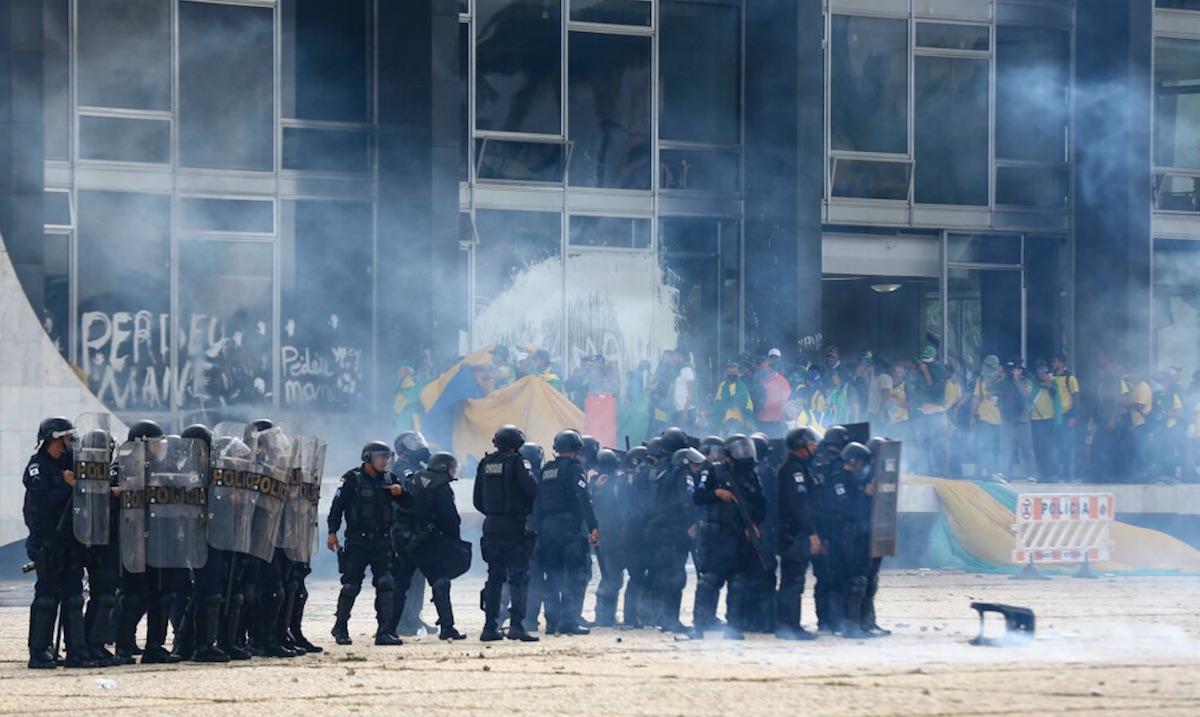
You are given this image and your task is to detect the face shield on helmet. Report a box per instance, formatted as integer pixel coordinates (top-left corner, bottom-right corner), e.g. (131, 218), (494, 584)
(361, 441), (394, 464)
(670, 447), (706, 468)
(426, 451), (458, 478)
(724, 434), (757, 468)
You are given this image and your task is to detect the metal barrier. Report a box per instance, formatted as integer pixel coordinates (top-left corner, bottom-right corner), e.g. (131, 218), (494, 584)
(1012, 493), (1114, 569)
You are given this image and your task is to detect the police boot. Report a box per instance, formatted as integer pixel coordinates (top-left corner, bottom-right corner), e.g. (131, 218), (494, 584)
(221, 593), (252, 660)
(862, 594), (891, 637)
(278, 577), (303, 655)
(291, 587), (322, 654)
(372, 577), (403, 645)
(594, 593), (617, 628)
(170, 601), (197, 661)
(479, 588), (504, 642)
(142, 594), (182, 664)
(260, 588), (296, 657)
(841, 577), (868, 639)
(431, 578), (465, 640)
(61, 595), (99, 668)
(85, 593), (118, 666)
(690, 573), (721, 638)
(659, 590), (688, 634)
(396, 571), (430, 635)
(27, 596), (59, 669)
(331, 584), (358, 645)
(242, 583), (264, 656)
(777, 596), (816, 640)
(114, 593), (145, 665)
(193, 595), (230, 663)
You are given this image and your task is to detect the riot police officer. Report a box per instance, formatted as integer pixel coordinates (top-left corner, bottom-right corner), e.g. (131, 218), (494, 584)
(534, 430), (600, 635)
(643, 445), (700, 634)
(175, 424), (230, 662)
(391, 431), (433, 635)
(590, 448), (626, 628)
(473, 425), (539, 642)
(23, 416), (96, 669)
(809, 425), (851, 634)
(775, 427), (821, 640)
(391, 451), (469, 640)
(621, 440), (659, 628)
(327, 441), (407, 646)
(691, 437), (766, 640)
(515, 441), (545, 634)
(841, 441), (890, 638)
(73, 422), (121, 666)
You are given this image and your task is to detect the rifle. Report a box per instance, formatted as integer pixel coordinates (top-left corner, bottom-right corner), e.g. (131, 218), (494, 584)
(725, 476), (770, 571)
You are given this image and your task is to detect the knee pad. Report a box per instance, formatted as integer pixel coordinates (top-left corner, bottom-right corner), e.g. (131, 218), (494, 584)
(32, 595), (57, 614)
(95, 594), (117, 612)
(204, 594), (223, 611)
(340, 583), (362, 600)
(849, 576), (868, 598)
(698, 572), (723, 592)
(375, 574), (395, 593)
(431, 577), (451, 596)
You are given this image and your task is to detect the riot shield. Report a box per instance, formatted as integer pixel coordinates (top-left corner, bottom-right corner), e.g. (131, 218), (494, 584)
(285, 437), (325, 563)
(869, 439), (902, 559)
(245, 427), (291, 561)
(213, 421), (248, 441)
(73, 412), (116, 546)
(207, 436), (256, 555)
(276, 436), (305, 552)
(146, 436), (209, 569)
(117, 441), (147, 574)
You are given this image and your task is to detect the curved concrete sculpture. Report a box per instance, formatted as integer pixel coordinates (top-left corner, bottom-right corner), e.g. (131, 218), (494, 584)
(0, 231), (124, 545)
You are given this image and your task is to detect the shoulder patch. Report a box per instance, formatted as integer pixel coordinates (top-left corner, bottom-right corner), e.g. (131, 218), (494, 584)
(27, 464), (40, 479)
(523, 460), (533, 471)
(577, 479), (587, 490)
(793, 472), (804, 484)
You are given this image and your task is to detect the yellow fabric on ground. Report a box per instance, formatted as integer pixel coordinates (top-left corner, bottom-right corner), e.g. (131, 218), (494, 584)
(909, 476), (1200, 572)
(453, 375), (584, 461)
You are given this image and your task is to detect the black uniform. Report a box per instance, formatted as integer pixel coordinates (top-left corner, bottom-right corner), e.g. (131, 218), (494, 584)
(590, 467), (628, 627)
(776, 450), (818, 637)
(532, 456), (597, 633)
(620, 459), (655, 627)
(642, 462), (694, 632)
(328, 465), (407, 641)
(23, 446), (90, 668)
(390, 455), (429, 635)
(391, 469), (464, 635)
(691, 463), (766, 635)
(77, 458), (120, 664)
(808, 444), (850, 633)
(842, 462), (879, 636)
(473, 449), (539, 637)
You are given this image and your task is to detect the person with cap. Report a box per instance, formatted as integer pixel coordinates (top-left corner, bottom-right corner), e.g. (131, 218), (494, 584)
(806, 426), (851, 634)
(1050, 355), (1080, 481)
(1030, 360), (1064, 481)
(755, 354), (792, 439)
(858, 352), (893, 426)
(911, 345), (949, 476)
(1123, 365), (1154, 482)
(642, 443), (699, 633)
(775, 427), (821, 640)
(528, 350), (565, 392)
(971, 355), (1007, 481)
(1000, 357), (1036, 481)
(489, 345), (516, 390)
(671, 349), (696, 432)
(823, 346), (841, 371)
(710, 360), (755, 436)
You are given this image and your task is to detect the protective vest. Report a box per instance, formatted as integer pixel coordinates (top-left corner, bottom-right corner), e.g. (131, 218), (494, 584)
(345, 469), (393, 534)
(476, 451), (533, 516)
(538, 457), (583, 516)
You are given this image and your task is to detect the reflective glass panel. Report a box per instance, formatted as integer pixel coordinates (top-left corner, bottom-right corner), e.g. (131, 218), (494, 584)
(996, 25), (1069, 162)
(915, 23), (990, 51)
(44, 191), (72, 227)
(831, 158), (912, 200)
(659, 148), (739, 192)
(569, 216), (651, 248)
(995, 166), (1068, 208)
(181, 198), (275, 234)
(830, 15), (908, 154)
(914, 56), (989, 205)
(77, 0), (171, 110)
(44, 0), (69, 160)
(476, 0), (563, 134)
(282, 127), (372, 173)
(44, 232), (70, 357)
(477, 139), (569, 182)
(1155, 38), (1200, 170)
(283, 0), (371, 122)
(179, 1), (275, 170)
(571, 0), (653, 25)
(1157, 0), (1200, 8)
(568, 32), (652, 189)
(1153, 239), (1200, 380)
(473, 210), (563, 354)
(79, 116), (171, 164)
(1155, 173), (1200, 211)
(660, 1), (740, 144)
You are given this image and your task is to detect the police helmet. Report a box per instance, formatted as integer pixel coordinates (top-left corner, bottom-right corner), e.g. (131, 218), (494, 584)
(785, 427), (821, 452)
(427, 451), (458, 477)
(361, 440), (394, 463)
(644, 436), (664, 458)
(660, 427), (688, 454)
(181, 424), (213, 447)
(624, 445), (648, 468)
(595, 448), (620, 473)
(724, 434), (758, 467)
(700, 435), (726, 460)
(247, 418), (275, 433)
(493, 424), (526, 451)
(37, 416), (75, 446)
(394, 431), (430, 457)
(518, 442), (544, 472)
(822, 425), (850, 449)
(128, 420), (164, 442)
(670, 447), (706, 467)
(865, 437), (885, 454)
(214, 436), (252, 461)
(79, 428), (110, 450)
(749, 432), (771, 462)
(841, 441), (872, 469)
(553, 429), (584, 454)
(580, 435), (600, 462)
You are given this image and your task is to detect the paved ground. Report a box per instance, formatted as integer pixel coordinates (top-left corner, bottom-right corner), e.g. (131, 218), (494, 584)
(0, 570), (1197, 716)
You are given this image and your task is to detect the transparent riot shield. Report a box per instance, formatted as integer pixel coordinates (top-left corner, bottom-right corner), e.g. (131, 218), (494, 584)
(245, 427), (291, 561)
(276, 436), (305, 552)
(213, 421), (248, 441)
(284, 437), (325, 563)
(870, 439), (902, 559)
(207, 435), (256, 555)
(117, 441), (147, 574)
(73, 412), (116, 546)
(146, 436), (209, 569)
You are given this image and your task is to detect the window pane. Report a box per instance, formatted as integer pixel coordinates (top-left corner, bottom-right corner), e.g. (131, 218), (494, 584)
(1157, 0), (1200, 8)
(660, 1), (740, 144)
(915, 22), (990, 51)
(477, 139), (568, 182)
(44, 0), (69, 160)
(44, 233), (70, 357)
(915, 56), (989, 205)
(571, 0), (652, 25)
(460, 21), (470, 181)
(77, 191), (171, 411)
(77, 0), (171, 110)
(179, 2), (275, 170)
(282, 127), (372, 173)
(1155, 38), (1200, 170)
(659, 148), (739, 192)
(79, 116), (171, 164)
(831, 158), (912, 200)
(473, 210), (563, 353)
(1155, 174), (1200, 211)
(182, 198), (275, 234)
(568, 32), (652, 189)
(283, 0), (370, 122)
(569, 216), (651, 248)
(1153, 238), (1200, 380)
(476, 0), (562, 134)
(179, 241), (274, 408)
(44, 191), (72, 227)
(996, 166), (1068, 208)
(996, 26), (1069, 162)
(283, 201), (374, 409)
(830, 15), (908, 154)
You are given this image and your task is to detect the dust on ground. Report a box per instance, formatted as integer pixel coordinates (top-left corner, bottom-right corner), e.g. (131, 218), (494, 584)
(0, 570), (1197, 716)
